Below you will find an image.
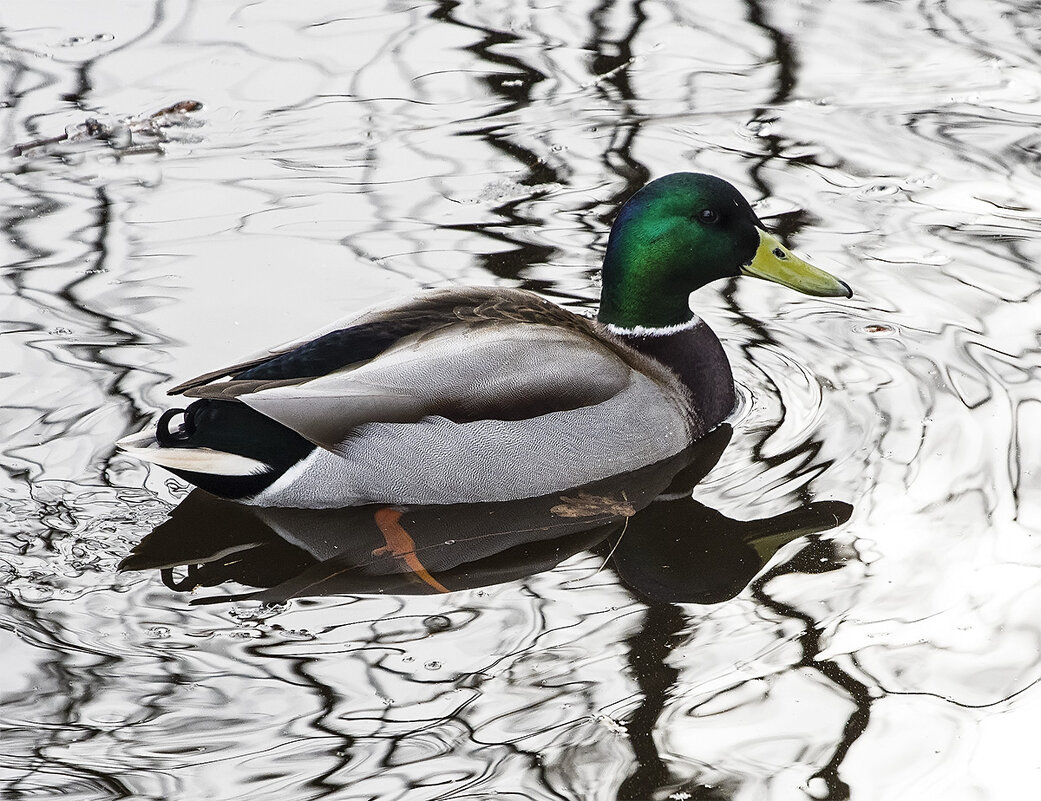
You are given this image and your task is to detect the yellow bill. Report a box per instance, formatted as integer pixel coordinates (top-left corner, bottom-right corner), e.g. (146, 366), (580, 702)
(742, 229), (852, 298)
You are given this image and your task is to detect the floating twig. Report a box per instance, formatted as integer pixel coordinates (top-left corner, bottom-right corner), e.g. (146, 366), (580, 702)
(10, 99), (203, 158)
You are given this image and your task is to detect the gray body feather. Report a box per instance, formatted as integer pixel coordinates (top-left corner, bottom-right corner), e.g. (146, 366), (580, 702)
(250, 369), (693, 507)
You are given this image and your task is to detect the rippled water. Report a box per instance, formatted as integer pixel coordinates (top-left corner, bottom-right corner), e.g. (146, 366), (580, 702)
(4, 1), (1041, 798)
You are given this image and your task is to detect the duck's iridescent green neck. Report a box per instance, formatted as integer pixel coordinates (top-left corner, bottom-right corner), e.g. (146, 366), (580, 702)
(597, 236), (698, 329)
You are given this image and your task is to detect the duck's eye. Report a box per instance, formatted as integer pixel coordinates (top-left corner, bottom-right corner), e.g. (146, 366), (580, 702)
(698, 209), (720, 225)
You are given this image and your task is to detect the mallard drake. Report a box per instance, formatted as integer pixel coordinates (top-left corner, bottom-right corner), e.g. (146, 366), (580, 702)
(118, 173), (850, 508)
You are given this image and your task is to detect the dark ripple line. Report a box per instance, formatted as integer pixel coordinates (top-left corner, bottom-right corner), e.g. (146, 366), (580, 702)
(748, 545), (873, 801)
(848, 651), (1041, 711)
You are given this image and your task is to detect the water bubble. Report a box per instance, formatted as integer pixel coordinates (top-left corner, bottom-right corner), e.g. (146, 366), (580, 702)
(423, 614), (452, 632)
(862, 182), (899, 196)
(424, 660), (442, 670)
(279, 628), (314, 641)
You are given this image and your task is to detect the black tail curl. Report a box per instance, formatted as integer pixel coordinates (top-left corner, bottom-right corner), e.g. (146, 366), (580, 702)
(153, 399), (316, 500)
(156, 408), (196, 445)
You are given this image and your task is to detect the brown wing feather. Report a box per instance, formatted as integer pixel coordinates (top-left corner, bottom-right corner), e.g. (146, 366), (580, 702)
(168, 358), (279, 396)
(168, 288), (589, 396)
(181, 377), (307, 400)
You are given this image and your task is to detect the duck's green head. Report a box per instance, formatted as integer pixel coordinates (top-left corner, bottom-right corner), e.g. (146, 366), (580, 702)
(597, 173), (851, 329)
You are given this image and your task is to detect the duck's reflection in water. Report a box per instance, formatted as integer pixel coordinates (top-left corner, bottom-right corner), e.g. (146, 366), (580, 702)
(121, 426), (852, 605)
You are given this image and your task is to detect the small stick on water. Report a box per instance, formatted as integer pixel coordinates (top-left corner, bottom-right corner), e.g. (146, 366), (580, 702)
(589, 514), (630, 580)
(148, 100), (203, 119)
(10, 133), (69, 157)
(562, 491), (633, 586)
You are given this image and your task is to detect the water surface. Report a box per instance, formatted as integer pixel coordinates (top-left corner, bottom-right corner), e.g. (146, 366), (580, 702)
(3, 1), (1041, 799)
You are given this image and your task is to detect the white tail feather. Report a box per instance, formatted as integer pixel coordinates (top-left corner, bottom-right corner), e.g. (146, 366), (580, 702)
(117, 435), (271, 477)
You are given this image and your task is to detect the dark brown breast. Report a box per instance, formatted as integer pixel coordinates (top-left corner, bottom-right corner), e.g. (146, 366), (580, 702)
(611, 322), (736, 431)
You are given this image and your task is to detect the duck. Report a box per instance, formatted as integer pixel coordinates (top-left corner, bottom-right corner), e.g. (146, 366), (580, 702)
(117, 173), (851, 508)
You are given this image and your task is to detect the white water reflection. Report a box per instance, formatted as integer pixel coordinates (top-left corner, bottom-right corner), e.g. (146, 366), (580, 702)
(4, 0), (1041, 799)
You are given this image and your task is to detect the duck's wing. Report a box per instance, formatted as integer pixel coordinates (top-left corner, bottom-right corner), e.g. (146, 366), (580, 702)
(170, 287), (597, 395)
(168, 288), (660, 455)
(166, 291), (443, 395)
